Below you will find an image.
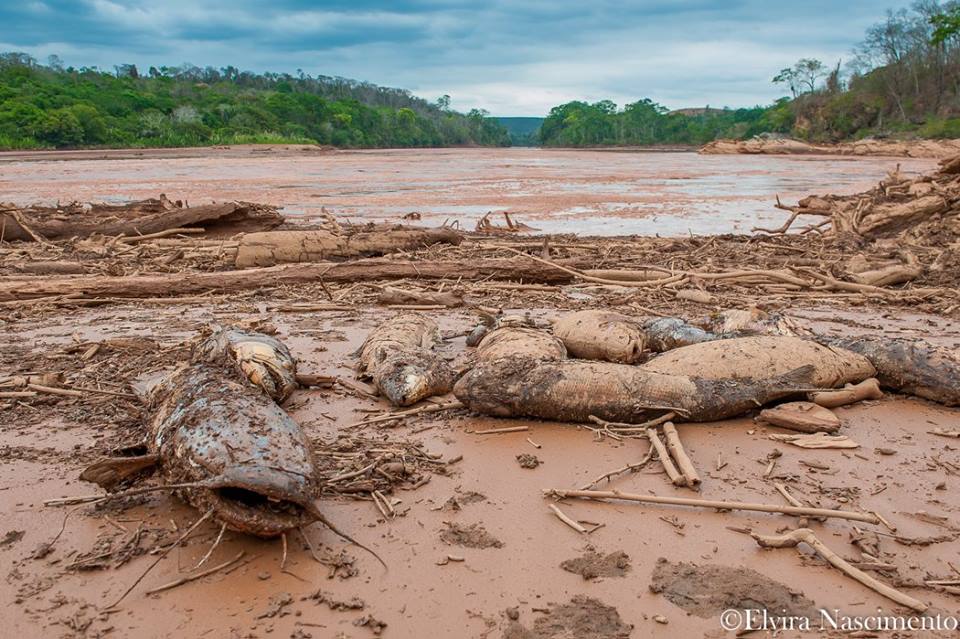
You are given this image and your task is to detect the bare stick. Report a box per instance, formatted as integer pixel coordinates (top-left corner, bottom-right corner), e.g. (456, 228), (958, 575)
(545, 489), (880, 525)
(580, 442), (656, 490)
(344, 400), (462, 429)
(145, 550), (244, 595)
(44, 481), (210, 507)
(280, 532), (289, 571)
(662, 422), (701, 489)
(548, 504), (587, 534)
(751, 528), (927, 612)
(646, 428), (684, 486)
(105, 510), (213, 609)
(472, 426), (529, 435)
(189, 522), (227, 572)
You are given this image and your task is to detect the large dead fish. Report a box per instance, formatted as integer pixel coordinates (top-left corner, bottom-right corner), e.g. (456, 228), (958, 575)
(641, 336), (875, 388)
(822, 336), (960, 406)
(454, 355), (816, 423)
(358, 313), (456, 406)
(194, 326), (298, 402)
(82, 364), (319, 537)
(553, 310), (647, 363)
(552, 308), (799, 360)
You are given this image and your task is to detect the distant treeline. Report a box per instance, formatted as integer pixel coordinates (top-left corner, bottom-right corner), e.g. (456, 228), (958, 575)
(0, 53), (509, 149)
(541, 2), (960, 146)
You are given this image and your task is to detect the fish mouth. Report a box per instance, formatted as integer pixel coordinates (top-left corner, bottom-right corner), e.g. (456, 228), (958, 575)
(201, 468), (319, 538)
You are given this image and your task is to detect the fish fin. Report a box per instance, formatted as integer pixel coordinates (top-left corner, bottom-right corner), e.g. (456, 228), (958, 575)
(777, 364), (817, 388)
(308, 505), (388, 571)
(79, 454), (160, 489)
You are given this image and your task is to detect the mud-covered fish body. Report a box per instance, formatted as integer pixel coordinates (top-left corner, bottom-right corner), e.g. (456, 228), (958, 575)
(825, 337), (960, 406)
(476, 326), (567, 362)
(150, 365), (318, 537)
(358, 313), (455, 406)
(553, 310), (647, 363)
(641, 336), (875, 388)
(195, 327), (298, 402)
(454, 355), (815, 423)
(643, 317), (717, 352)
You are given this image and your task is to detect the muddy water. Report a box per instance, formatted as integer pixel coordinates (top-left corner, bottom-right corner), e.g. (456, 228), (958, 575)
(0, 147), (937, 235)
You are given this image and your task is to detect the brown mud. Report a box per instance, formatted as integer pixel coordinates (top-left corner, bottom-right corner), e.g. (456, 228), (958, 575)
(701, 137), (960, 159)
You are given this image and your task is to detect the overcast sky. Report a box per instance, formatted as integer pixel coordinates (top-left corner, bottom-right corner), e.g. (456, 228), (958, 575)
(1, 0), (897, 116)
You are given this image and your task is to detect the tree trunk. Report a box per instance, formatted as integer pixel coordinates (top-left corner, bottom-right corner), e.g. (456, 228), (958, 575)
(234, 227), (462, 267)
(0, 257), (583, 302)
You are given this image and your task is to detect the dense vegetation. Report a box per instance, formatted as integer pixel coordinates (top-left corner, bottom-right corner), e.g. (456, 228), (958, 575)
(0, 54), (509, 149)
(540, 1), (960, 146)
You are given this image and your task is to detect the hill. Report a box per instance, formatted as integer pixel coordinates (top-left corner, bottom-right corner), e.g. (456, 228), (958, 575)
(495, 117), (544, 145)
(0, 53), (509, 150)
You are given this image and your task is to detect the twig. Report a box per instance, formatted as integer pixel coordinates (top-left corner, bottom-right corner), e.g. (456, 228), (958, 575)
(579, 442), (656, 490)
(144, 550), (244, 595)
(661, 422), (700, 489)
(751, 528), (927, 612)
(548, 504), (587, 534)
(472, 426), (529, 435)
(344, 400), (462, 429)
(545, 488), (880, 524)
(106, 510), (213, 608)
(44, 481), (211, 507)
(646, 428), (684, 486)
(189, 522), (227, 571)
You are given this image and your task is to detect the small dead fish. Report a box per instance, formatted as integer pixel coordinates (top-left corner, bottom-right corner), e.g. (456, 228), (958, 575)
(454, 355), (817, 423)
(643, 317), (716, 352)
(194, 326), (298, 402)
(358, 313), (456, 406)
(823, 336), (960, 406)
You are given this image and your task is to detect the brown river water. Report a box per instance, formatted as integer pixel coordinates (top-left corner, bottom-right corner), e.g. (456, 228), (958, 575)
(0, 147), (937, 235)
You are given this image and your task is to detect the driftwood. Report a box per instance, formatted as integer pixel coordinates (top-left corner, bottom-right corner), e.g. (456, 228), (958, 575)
(751, 528), (927, 612)
(545, 488), (880, 524)
(809, 378), (883, 408)
(377, 286), (464, 308)
(756, 401), (841, 433)
(234, 226), (462, 267)
(0, 257), (583, 302)
(0, 197), (282, 241)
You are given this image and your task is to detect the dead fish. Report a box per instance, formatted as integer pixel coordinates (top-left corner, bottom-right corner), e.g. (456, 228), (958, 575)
(476, 326), (567, 362)
(553, 310), (647, 363)
(822, 336), (960, 406)
(194, 326), (298, 402)
(82, 364), (319, 537)
(641, 336), (876, 388)
(358, 313), (456, 406)
(551, 309), (799, 361)
(454, 355), (816, 423)
(642, 317), (716, 352)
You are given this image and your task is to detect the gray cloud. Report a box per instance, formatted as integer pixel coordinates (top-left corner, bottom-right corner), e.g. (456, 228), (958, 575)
(0, 0), (898, 115)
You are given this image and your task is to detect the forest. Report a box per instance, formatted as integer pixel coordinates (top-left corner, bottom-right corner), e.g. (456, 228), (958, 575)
(539, 1), (960, 146)
(0, 54), (510, 149)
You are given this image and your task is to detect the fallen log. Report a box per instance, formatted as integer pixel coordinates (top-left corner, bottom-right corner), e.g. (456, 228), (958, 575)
(234, 226), (462, 267)
(0, 257), (582, 302)
(377, 286), (464, 308)
(0, 199), (282, 242)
